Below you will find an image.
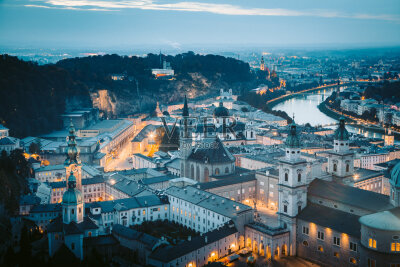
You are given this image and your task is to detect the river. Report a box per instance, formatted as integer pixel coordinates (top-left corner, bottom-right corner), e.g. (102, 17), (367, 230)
(271, 87), (385, 139)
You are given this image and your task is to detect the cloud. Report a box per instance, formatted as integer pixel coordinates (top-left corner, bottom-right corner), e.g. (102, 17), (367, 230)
(24, 0), (400, 22)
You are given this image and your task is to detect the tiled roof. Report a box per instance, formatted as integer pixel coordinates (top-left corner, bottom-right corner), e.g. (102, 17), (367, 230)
(308, 179), (393, 213)
(149, 223), (237, 263)
(298, 203), (361, 238)
(188, 138), (235, 164)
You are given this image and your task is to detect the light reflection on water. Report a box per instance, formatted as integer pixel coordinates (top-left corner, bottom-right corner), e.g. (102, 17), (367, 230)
(271, 88), (383, 139)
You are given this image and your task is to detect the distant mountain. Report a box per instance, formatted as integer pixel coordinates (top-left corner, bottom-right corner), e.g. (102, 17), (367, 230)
(0, 55), (91, 137)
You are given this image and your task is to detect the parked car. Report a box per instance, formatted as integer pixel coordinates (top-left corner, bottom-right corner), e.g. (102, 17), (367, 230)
(227, 254), (239, 263)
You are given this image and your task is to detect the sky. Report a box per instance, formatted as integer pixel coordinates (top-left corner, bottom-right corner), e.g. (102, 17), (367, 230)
(0, 0), (400, 49)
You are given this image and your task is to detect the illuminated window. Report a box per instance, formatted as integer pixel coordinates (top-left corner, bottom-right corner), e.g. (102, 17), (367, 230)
(391, 242), (400, 251)
(317, 245), (323, 252)
(333, 252), (339, 258)
(368, 238), (377, 249)
(349, 257), (357, 265)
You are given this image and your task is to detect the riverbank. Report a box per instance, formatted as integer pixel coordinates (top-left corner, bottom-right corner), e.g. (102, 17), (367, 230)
(267, 83), (348, 108)
(318, 102), (400, 139)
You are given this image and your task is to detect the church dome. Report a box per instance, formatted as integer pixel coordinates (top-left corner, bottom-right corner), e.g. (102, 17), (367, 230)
(334, 117), (349, 141)
(62, 173), (83, 205)
(390, 161), (400, 188)
(359, 209), (400, 232)
(62, 189), (83, 205)
(285, 122), (301, 148)
(214, 102), (229, 117)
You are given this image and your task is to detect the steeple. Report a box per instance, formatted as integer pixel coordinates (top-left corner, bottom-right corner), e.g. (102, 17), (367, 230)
(285, 120), (301, 149)
(334, 117), (349, 141)
(65, 121), (81, 166)
(182, 95), (189, 117)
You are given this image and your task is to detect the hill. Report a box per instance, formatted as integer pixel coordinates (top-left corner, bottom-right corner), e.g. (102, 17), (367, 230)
(0, 55), (91, 137)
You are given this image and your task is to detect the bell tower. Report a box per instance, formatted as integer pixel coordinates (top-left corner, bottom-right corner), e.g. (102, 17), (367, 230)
(278, 120), (307, 256)
(62, 172), (84, 224)
(65, 121), (82, 190)
(327, 117), (354, 178)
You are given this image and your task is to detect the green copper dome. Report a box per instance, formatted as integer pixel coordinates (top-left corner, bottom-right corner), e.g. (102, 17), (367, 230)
(63, 172), (83, 205)
(214, 102), (229, 117)
(334, 117), (349, 141)
(390, 162), (400, 188)
(285, 121), (301, 148)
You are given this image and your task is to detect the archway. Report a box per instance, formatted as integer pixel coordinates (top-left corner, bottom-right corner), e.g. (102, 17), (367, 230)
(266, 246), (271, 260)
(281, 244), (287, 257)
(274, 246), (280, 260)
(204, 167), (209, 182)
(253, 241), (258, 254)
(246, 238), (252, 249)
(239, 236), (244, 248)
(259, 243), (265, 256)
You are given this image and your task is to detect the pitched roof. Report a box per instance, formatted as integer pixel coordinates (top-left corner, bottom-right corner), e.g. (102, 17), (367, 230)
(47, 216), (98, 234)
(297, 203), (361, 238)
(188, 138), (235, 164)
(196, 173), (256, 190)
(112, 224), (161, 249)
(149, 223), (237, 263)
(308, 179), (393, 213)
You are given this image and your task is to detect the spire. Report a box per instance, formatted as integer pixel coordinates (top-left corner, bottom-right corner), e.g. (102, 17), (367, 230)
(65, 120), (81, 166)
(182, 95), (189, 117)
(334, 116), (349, 141)
(285, 119), (301, 148)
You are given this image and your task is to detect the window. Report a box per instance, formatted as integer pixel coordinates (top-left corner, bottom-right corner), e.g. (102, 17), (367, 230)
(298, 206), (302, 214)
(284, 173), (288, 181)
(333, 236), (341, 246)
(350, 242), (357, 252)
(298, 173), (301, 182)
(71, 208), (74, 215)
(333, 252), (339, 258)
(391, 242), (400, 251)
(333, 164), (337, 172)
(302, 226), (309, 235)
(346, 164), (350, 172)
(349, 258), (357, 265)
(368, 238), (377, 249)
(317, 245), (323, 252)
(284, 205), (287, 213)
(368, 258), (376, 267)
(317, 231), (324, 240)
(302, 241), (308, 246)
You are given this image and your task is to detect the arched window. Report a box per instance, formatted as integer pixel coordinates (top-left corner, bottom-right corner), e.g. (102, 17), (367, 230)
(215, 168), (220, 175)
(298, 173), (301, 182)
(284, 173), (288, 182)
(71, 208), (74, 215)
(225, 167), (229, 174)
(346, 164), (350, 172)
(303, 241), (309, 246)
(191, 165), (194, 179)
(333, 164), (337, 172)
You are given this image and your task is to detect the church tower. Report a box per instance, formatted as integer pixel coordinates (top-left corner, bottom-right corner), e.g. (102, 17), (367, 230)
(278, 121), (308, 256)
(327, 117), (354, 178)
(62, 172), (84, 224)
(65, 121), (82, 190)
(260, 56), (265, 71)
(180, 96), (192, 177)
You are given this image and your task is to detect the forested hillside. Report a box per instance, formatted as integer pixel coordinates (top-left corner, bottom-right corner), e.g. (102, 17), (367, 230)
(0, 55), (91, 137)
